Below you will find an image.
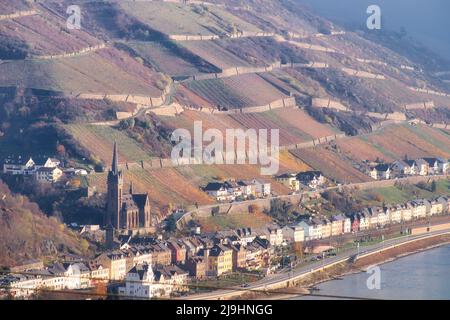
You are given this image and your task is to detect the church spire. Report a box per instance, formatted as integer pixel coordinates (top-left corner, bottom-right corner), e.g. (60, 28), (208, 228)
(112, 141), (119, 174)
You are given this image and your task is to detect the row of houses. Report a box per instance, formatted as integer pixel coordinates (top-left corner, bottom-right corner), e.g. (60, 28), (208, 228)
(2, 156), (88, 183)
(0, 262), (96, 298)
(369, 158), (449, 180)
(203, 179), (271, 202)
(275, 171), (327, 191)
(299, 196), (450, 241)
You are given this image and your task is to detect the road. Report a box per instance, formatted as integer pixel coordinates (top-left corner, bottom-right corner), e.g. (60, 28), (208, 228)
(185, 229), (450, 300)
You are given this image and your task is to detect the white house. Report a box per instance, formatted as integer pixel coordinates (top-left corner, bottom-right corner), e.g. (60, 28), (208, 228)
(298, 220), (322, 241)
(369, 164), (391, 180)
(3, 157), (35, 175)
(118, 264), (160, 299)
(343, 217), (351, 234)
(35, 167), (63, 183)
(204, 182), (233, 202)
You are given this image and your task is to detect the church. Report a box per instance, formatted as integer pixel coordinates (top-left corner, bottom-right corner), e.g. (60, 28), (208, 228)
(105, 143), (152, 236)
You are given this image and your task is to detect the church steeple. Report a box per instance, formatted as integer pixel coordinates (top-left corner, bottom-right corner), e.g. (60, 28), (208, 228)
(112, 141), (119, 174)
(129, 182), (134, 195)
(106, 142), (123, 230)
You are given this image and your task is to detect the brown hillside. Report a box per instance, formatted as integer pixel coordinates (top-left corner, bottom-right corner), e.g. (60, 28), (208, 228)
(0, 180), (91, 267)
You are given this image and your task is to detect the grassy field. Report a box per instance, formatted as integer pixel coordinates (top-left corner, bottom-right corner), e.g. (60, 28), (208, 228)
(355, 179), (450, 206)
(196, 212), (274, 232)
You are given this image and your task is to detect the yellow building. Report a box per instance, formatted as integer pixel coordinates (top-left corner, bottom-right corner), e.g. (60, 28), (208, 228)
(275, 173), (300, 191)
(207, 245), (233, 276)
(95, 252), (129, 280)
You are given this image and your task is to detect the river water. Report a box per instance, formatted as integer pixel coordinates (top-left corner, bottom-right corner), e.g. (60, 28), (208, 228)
(292, 245), (450, 300)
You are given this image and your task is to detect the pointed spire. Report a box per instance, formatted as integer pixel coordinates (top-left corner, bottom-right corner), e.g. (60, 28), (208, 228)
(112, 141), (119, 174)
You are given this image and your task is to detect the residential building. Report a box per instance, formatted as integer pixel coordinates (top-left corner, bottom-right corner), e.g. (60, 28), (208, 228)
(350, 215), (360, 233)
(35, 167), (63, 183)
(281, 225), (305, 243)
(331, 215), (345, 236)
(167, 240), (187, 264)
(205, 244), (233, 276)
(390, 160), (410, 177)
(296, 171), (326, 189)
(320, 218), (332, 239)
(298, 220), (322, 241)
(414, 159), (429, 176)
(261, 225), (283, 246)
(230, 244), (247, 271)
(275, 173), (300, 191)
(388, 205), (403, 224)
(119, 264), (159, 299)
(183, 257), (207, 279)
(369, 164), (391, 180)
(358, 213), (370, 231)
(234, 228), (255, 246)
(204, 182), (232, 201)
(95, 252), (128, 280)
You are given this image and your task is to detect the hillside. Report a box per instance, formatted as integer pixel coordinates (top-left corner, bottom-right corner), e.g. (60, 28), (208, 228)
(0, 0), (449, 220)
(0, 180), (91, 267)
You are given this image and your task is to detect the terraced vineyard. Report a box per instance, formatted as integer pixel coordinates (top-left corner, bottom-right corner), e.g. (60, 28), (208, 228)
(0, 48), (164, 95)
(64, 124), (154, 164)
(185, 74), (286, 109)
(181, 40), (254, 69)
(124, 41), (218, 77)
(360, 124), (450, 159)
(118, 1), (261, 36)
(290, 147), (372, 183)
(0, 10), (101, 57)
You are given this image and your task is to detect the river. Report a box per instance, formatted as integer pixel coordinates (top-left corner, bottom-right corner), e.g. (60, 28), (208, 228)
(292, 244), (450, 300)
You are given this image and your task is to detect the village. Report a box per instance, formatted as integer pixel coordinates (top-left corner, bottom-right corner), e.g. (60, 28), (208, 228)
(1, 183), (449, 299)
(1, 144), (450, 299)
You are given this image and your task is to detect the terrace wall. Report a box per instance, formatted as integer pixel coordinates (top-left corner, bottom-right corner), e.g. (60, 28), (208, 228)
(0, 10), (37, 21)
(33, 44), (107, 60)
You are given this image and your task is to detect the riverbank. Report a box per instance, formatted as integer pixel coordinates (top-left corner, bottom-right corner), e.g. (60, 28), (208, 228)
(246, 233), (450, 300)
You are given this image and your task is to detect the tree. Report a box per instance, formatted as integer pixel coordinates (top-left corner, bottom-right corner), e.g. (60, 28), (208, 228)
(56, 144), (66, 157)
(165, 214), (177, 233)
(431, 181), (437, 192)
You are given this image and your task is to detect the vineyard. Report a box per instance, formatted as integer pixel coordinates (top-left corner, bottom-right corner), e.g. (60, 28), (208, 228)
(0, 11), (101, 57)
(0, 48), (164, 96)
(125, 41), (217, 77)
(181, 40), (255, 70)
(185, 74), (286, 109)
(118, 1), (260, 36)
(64, 124), (154, 164)
(360, 124), (450, 160)
(290, 147), (372, 183)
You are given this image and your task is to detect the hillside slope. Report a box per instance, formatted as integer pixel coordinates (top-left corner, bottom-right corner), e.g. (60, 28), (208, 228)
(0, 180), (91, 267)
